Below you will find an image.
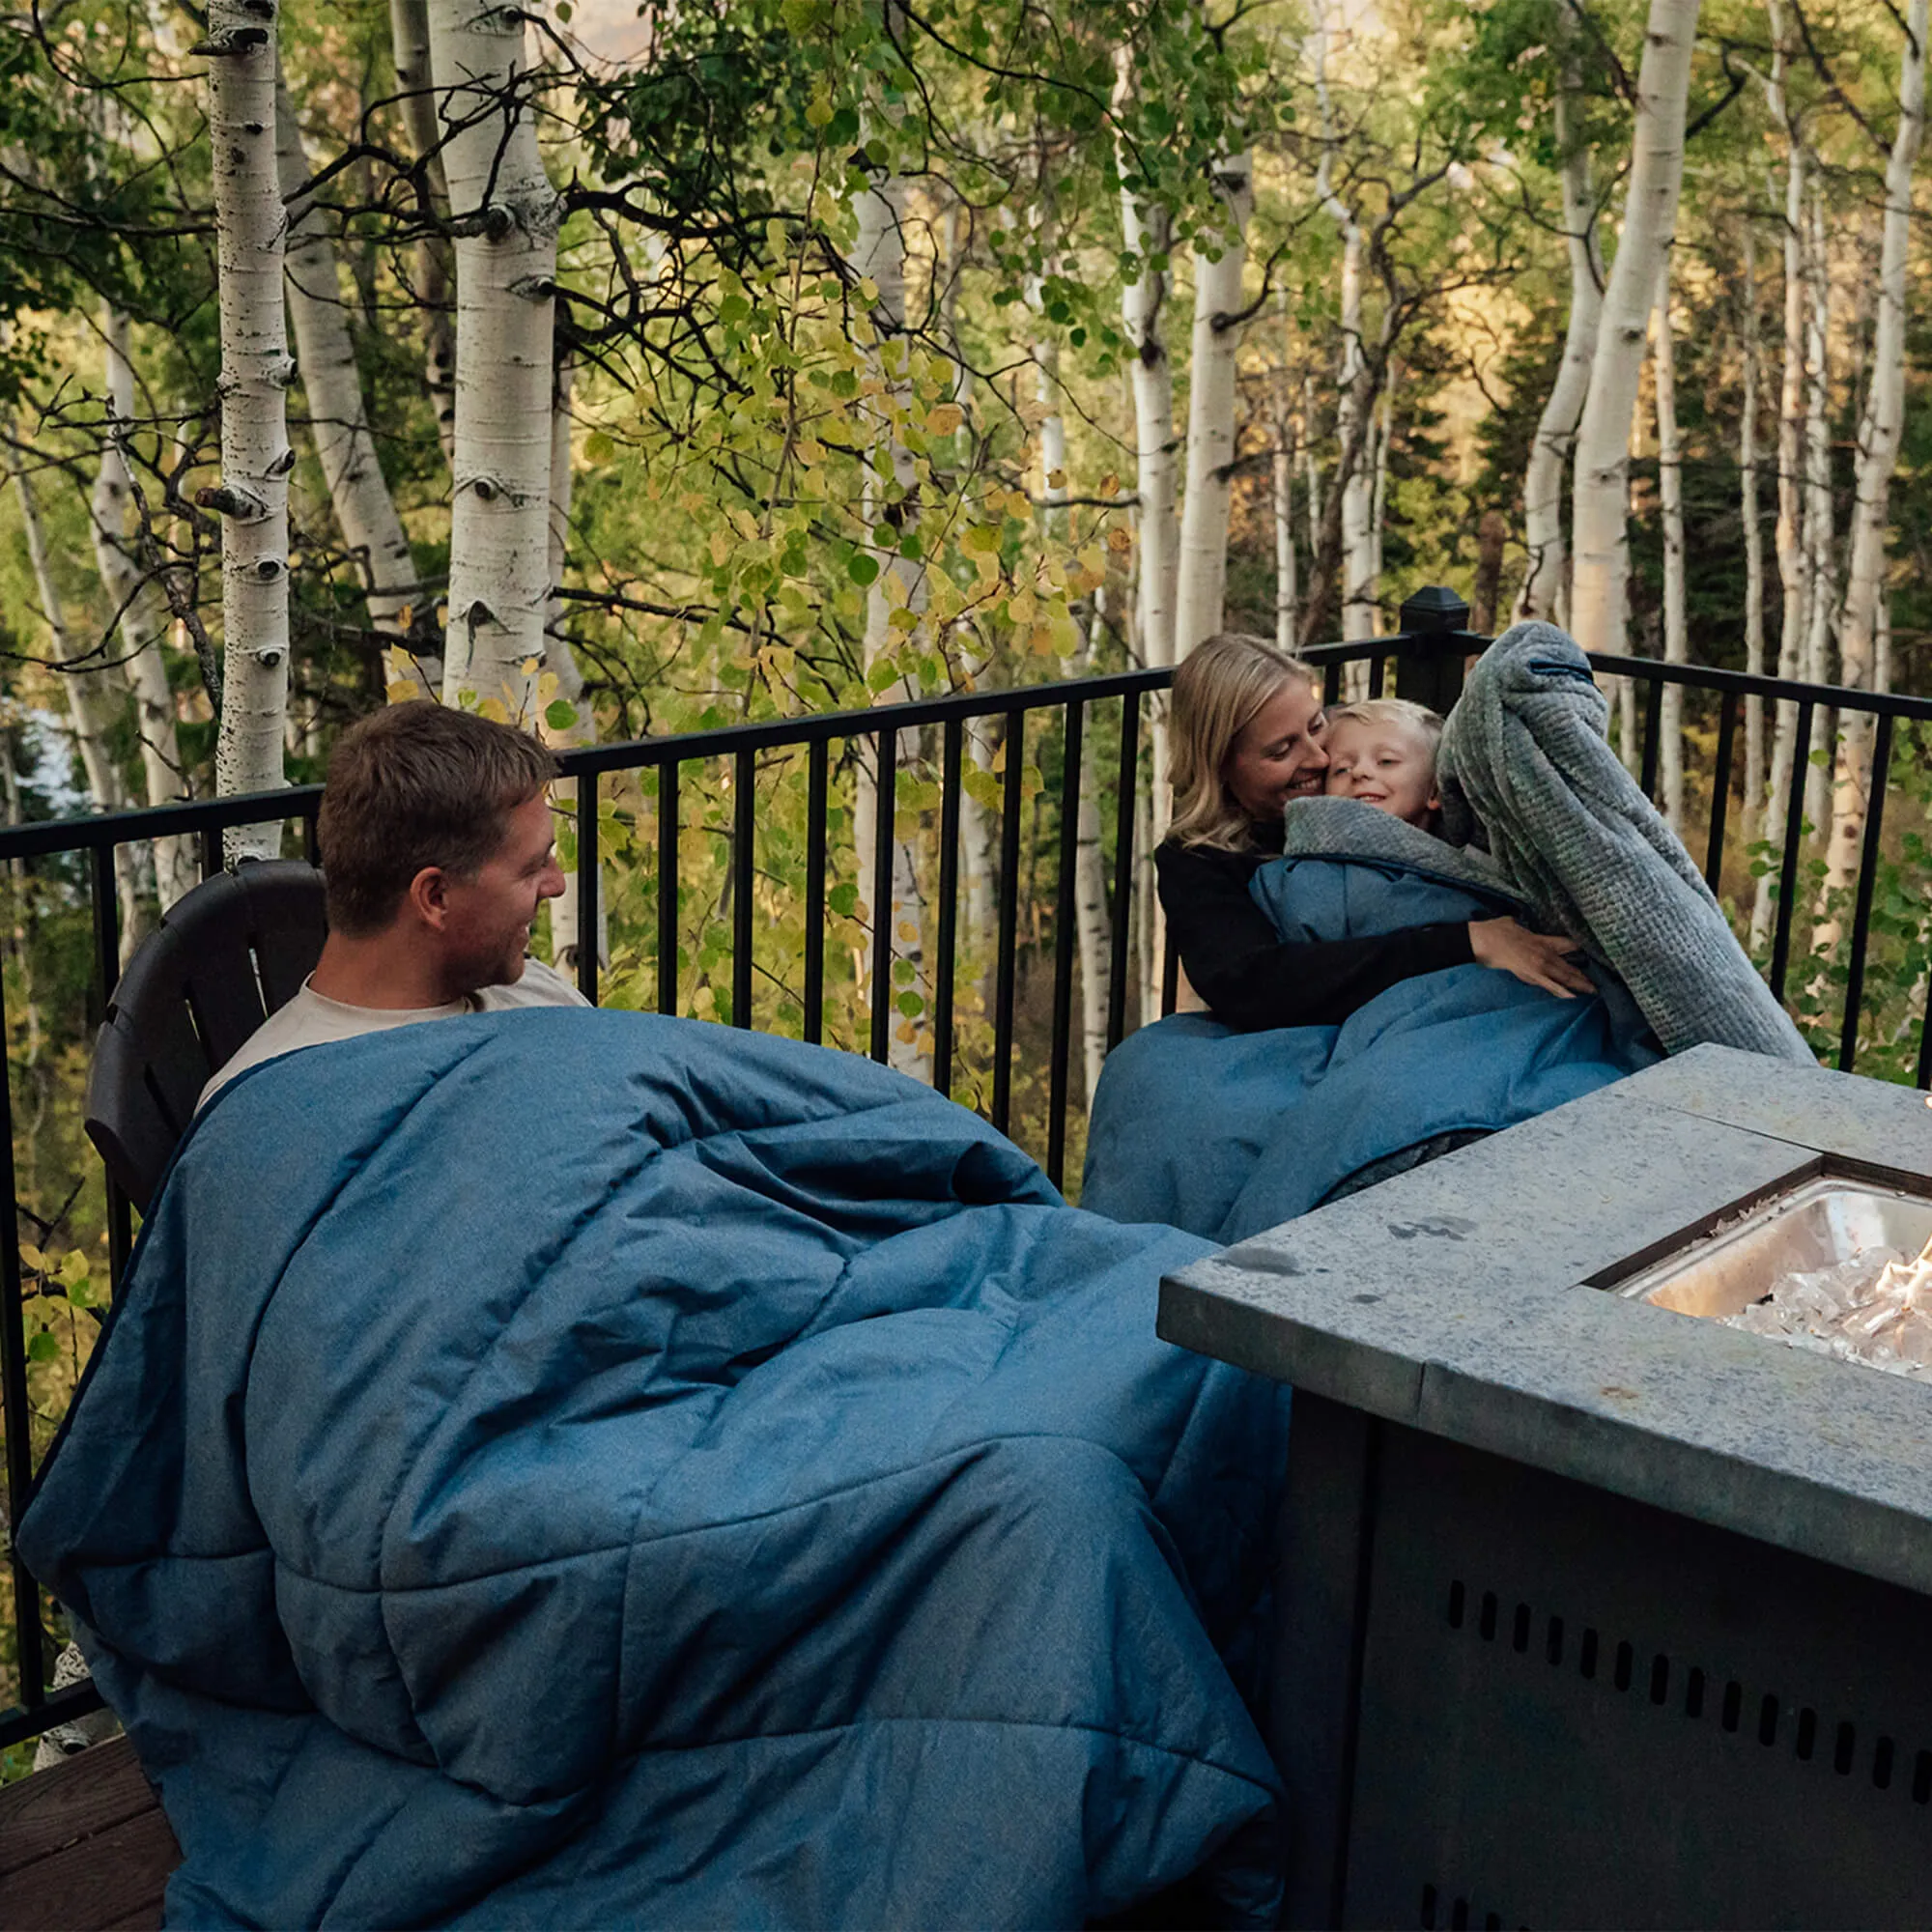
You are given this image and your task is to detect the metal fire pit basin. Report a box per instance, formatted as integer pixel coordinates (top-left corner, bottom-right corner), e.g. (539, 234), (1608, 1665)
(1159, 1046), (1932, 1930)
(1614, 1173), (1932, 1321)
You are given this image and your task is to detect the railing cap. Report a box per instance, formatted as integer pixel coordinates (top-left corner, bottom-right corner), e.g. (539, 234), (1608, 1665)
(1398, 584), (1472, 634)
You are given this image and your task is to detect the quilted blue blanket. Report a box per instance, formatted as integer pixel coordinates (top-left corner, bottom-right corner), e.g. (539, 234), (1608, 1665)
(1082, 834), (1658, 1241)
(19, 1010), (1289, 1928)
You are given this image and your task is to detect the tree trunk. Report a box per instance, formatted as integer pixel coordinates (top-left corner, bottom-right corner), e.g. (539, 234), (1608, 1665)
(204, 0), (293, 859)
(1817, 0), (1927, 926)
(275, 82), (425, 684)
(429, 0), (560, 716)
(851, 145), (927, 1078)
(1273, 425), (1297, 654)
(542, 355), (603, 974)
(1740, 225), (1766, 850)
(1520, 74), (1605, 620)
(1173, 151), (1254, 658)
(8, 440), (147, 965)
(1753, 18), (1810, 951)
(1569, 0), (1702, 659)
(1800, 183), (1835, 837)
(92, 307), (197, 908)
(387, 0), (458, 469)
(1655, 262), (1688, 832)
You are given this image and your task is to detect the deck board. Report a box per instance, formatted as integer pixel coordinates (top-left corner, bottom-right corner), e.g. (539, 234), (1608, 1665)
(0, 1738), (180, 1930)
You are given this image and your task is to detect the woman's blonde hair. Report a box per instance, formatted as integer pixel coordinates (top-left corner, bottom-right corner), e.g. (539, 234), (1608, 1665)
(1167, 632), (1321, 852)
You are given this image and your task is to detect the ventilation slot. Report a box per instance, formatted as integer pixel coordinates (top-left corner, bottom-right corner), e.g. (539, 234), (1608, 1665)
(1441, 1575), (1932, 1809)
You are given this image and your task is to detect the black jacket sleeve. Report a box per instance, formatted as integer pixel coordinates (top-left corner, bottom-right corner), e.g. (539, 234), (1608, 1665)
(1154, 838), (1475, 1034)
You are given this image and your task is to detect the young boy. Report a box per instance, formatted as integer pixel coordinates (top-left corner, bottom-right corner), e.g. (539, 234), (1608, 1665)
(1321, 696), (1443, 830)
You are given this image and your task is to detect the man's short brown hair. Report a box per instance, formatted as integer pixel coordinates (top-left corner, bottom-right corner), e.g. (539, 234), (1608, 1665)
(317, 702), (560, 935)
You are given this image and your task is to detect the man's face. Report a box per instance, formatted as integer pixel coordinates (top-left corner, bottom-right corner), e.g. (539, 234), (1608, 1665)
(438, 791), (567, 991)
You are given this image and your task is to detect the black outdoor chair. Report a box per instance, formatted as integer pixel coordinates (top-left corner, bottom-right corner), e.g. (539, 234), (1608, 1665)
(85, 859), (328, 1213)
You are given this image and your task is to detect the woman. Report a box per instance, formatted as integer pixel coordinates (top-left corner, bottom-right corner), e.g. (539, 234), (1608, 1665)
(1155, 632), (1591, 1032)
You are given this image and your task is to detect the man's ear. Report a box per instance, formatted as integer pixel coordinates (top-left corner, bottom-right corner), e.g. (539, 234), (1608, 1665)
(406, 865), (451, 931)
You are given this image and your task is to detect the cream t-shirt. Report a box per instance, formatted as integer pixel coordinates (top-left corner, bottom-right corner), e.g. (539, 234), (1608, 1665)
(197, 957), (589, 1111)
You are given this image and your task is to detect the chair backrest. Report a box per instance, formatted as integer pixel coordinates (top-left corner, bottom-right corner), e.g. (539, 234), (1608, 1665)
(85, 860), (328, 1212)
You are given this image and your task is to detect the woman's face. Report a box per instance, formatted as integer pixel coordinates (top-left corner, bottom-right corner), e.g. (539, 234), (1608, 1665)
(1222, 678), (1329, 822)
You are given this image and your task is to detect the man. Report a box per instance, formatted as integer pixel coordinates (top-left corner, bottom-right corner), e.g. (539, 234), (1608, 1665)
(200, 701), (587, 1107)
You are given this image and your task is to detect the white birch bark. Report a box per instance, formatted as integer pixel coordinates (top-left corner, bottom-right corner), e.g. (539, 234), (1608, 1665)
(275, 83), (425, 683)
(1028, 244), (1110, 1105)
(1817, 0), (1927, 920)
(1519, 78), (1605, 621)
(92, 307), (197, 907)
(1115, 41), (1182, 1025)
(388, 0), (458, 469)
(1173, 151), (1253, 657)
(1741, 225), (1767, 850)
(1752, 27), (1810, 951)
(8, 441), (147, 965)
(850, 148), (927, 1078)
(202, 0), (293, 859)
(1654, 263), (1688, 832)
(1273, 414), (1297, 653)
(542, 356), (603, 973)
(1800, 185), (1835, 836)
(430, 0), (560, 717)
(1569, 0), (1702, 660)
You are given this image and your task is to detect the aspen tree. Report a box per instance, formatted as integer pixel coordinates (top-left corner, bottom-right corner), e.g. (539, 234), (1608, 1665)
(7, 440), (148, 965)
(1570, 0), (1701, 660)
(429, 0), (561, 717)
(850, 112), (927, 1078)
(200, 0), (293, 858)
(274, 84), (425, 684)
(1740, 227), (1766, 848)
(1654, 263), (1688, 832)
(388, 0), (458, 469)
(91, 308), (196, 908)
(1519, 70), (1605, 621)
(1817, 0), (1927, 923)
(1172, 147), (1253, 657)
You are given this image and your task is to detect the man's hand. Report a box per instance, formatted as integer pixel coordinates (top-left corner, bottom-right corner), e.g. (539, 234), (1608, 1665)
(1468, 917), (1596, 999)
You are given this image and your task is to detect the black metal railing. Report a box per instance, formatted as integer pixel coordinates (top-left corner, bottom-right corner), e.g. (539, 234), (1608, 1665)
(1, 587), (1927, 1753)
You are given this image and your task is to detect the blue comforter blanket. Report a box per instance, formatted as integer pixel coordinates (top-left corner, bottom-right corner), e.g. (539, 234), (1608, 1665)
(1083, 825), (1658, 1241)
(18, 1010), (1290, 1929)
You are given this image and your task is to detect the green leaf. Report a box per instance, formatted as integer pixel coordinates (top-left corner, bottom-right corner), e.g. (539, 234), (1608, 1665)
(847, 553), (881, 587)
(584, 431), (615, 464)
(829, 882), (859, 917)
(546, 700), (580, 732)
(27, 1331), (56, 1363)
(896, 990), (923, 1018)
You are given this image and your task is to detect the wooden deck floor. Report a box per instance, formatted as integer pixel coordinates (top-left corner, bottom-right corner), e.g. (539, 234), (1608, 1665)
(0, 1738), (180, 1930)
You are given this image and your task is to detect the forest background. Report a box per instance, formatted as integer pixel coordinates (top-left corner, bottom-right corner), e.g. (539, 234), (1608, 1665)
(4, 0), (1932, 1741)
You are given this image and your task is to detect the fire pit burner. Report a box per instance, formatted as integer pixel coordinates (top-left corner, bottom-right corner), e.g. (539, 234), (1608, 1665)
(1614, 1175), (1932, 1382)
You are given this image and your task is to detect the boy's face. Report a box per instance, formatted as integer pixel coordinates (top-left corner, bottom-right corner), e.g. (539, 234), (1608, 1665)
(1322, 718), (1439, 828)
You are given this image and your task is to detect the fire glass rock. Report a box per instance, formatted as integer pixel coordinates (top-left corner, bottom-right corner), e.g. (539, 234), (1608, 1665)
(1720, 1240), (1932, 1383)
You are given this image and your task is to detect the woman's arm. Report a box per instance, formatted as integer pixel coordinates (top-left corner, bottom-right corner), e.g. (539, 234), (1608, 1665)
(1155, 840), (1475, 1033)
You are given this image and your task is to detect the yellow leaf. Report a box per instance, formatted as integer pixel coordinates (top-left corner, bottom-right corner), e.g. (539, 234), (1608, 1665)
(1028, 625), (1056, 656)
(1107, 526), (1133, 554)
(926, 402), (964, 435)
(709, 530), (731, 566)
(387, 679), (422, 703)
(859, 276), (879, 303)
(895, 1019), (918, 1044)
(1098, 473), (1121, 497)
(1078, 544), (1106, 580)
(1008, 590), (1036, 625)
(18, 1243), (45, 1273)
(395, 606), (412, 633)
(889, 605), (920, 633)
(796, 440), (827, 466)
(1006, 490), (1033, 522)
(520, 657), (541, 676)
(476, 697), (511, 724)
(1047, 467), (1066, 490)
(897, 920), (920, 942)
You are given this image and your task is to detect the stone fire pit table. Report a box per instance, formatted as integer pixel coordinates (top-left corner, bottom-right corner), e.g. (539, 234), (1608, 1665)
(1160, 1045), (1932, 1931)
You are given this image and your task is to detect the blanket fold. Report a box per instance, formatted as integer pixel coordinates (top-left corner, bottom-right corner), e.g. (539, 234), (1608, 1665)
(1437, 621), (1811, 1062)
(20, 1009), (1288, 1929)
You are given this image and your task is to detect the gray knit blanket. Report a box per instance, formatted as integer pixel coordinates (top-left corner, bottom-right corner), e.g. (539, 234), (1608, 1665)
(1428, 621), (1811, 1063)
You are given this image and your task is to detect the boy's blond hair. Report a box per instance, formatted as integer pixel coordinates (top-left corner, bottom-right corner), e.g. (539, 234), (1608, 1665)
(1323, 696), (1444, 753)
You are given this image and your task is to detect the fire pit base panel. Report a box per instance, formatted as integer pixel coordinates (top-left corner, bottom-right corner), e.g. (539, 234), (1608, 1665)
(1161, 1047), (1932, 1930)
(1299, 1397), (1932, 1931)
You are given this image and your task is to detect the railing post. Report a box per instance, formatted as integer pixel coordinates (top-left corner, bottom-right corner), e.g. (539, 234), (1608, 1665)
(1395, 585), (1474, 717)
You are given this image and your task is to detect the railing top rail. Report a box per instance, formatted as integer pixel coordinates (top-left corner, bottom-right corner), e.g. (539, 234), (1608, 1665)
(1588, 652), (1932, 721)
(4, 639), (1918, 866)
